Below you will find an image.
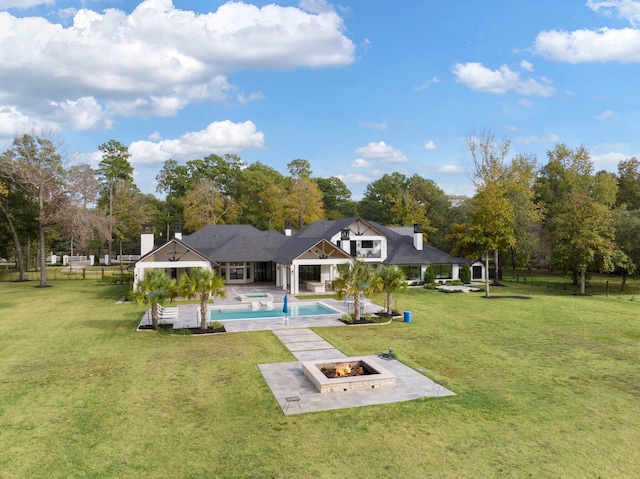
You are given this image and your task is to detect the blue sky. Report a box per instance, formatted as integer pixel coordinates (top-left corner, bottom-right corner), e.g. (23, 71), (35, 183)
(1, 0), (640, 199)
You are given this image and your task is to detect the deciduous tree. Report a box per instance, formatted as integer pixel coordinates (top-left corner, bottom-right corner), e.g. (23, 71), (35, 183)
(180, 179), (239, 230)
(0, 134), (67, 287)
(537, 144), (626, 294)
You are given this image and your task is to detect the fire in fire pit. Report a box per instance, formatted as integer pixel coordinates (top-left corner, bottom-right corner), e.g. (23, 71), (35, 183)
(320, 361), (373, 378)
(301, 357), (397, 393)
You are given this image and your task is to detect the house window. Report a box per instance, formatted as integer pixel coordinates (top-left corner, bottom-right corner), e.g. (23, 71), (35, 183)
(361, 240), (374, 249)
(229, 262), (244, 280)
(401, 265), (421, 281)
(432, 264), (453, 279)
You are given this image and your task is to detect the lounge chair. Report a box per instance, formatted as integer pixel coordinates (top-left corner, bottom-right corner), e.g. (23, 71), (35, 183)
(252, 301), (261, 311)
(265, 300), (275, 310)
(159, 305), (179, 314)
(158, 305), (179, 321)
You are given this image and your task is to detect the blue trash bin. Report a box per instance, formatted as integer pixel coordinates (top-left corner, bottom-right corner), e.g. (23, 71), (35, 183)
(403, 311), (412, 323)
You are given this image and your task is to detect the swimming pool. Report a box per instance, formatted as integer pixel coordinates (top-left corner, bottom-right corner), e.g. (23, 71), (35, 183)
(209, 301), (342, 321)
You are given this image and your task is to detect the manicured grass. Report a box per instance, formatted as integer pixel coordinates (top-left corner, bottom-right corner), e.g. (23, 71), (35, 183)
(1, 280), (639, 478)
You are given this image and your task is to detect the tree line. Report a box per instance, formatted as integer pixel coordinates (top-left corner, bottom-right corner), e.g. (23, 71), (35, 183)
(1, 132), (639, 291)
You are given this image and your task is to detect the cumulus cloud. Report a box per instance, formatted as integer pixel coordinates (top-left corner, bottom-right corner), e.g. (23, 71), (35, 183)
(534, 27), (640, 63)
(352, 158), (371, 167)
(128, 120), (265, 165)
(595, 110), (615, 120)
(520, 60), (534, 72)
(591, 151), (630, 166)
(354, 141), (408, 163)
(0, 105), (58, 136)
(534, 1), (640, 62)
(452, 62), (555, 97)
(588, 0), (640, 26)
(0, 0), (354, 130)
(424, 140), (437, 150)
(336, 173), (370, 184)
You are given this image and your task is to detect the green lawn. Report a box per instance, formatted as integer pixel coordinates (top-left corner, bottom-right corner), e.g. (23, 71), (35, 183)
(1, 279), (639, 478)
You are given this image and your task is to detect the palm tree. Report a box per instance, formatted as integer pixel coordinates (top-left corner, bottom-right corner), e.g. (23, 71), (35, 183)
(378, 265), (407, 315)
(178, 267), (226, 330)
(134, 269), (175, 329)
(333, 260), (382, 321)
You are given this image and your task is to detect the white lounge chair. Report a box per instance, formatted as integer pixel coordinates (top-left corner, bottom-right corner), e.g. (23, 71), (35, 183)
(158, 305), (179, 321)
(265, 301), (275, 310)
(252, 301), (260, 311)
(159, 305), (178, 314)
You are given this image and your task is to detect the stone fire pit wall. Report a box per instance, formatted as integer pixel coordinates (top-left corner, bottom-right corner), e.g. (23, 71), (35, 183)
(301, 356), (397, 394)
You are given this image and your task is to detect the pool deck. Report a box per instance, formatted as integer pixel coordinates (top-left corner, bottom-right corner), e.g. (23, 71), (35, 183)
(136, 284), (455, 415)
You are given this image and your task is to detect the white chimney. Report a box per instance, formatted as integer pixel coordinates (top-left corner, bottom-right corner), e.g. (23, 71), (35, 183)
(413, 224), (423, 251)
(284, 220), (292, 237)
(141, 224), (154, 256)
(174, 223), (182, 240)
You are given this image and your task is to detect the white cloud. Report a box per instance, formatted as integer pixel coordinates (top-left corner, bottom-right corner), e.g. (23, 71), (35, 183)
(414, 76), (440, 91)
(437, 165), (463, 173)
(148, 131), (162, 141)
(591, 151), (629, 166)
(0, 105), (58, 136)
(128, 120), (265, 165)
(424, 140), (437, 150)
(520, 60), (534, 72)
(355, 141), (408, 163)
(352, 158), (371, 167)
(299, 0), (334, 14)
(452, 62), (555, 97)
(515, 134), (560, 144)
(595, 109), (615, 120)
(336, 173), (370, 184)
(0, 1), (354, 129)
(0, 0), (52, 8)
(51, 97), (112, 130)
(534, 27), (640, 63)
(588, 0), (640, 26)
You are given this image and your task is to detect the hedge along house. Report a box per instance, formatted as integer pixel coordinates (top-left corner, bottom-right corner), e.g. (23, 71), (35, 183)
(132, 218), (469, 292)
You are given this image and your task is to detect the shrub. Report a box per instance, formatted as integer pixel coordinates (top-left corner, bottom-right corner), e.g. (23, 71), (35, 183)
(210, 320), (224, 330)
(460, 263), (472, 283)
(340, 313), (354, 324)
(424, 266), (435, 286)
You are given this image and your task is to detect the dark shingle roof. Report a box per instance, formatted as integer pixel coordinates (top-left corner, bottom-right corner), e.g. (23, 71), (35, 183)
(179, 218), (463, 266)
(182, 225), (288, 262)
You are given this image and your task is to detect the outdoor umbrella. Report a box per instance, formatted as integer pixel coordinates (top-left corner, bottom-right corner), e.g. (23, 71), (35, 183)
(283, 295), (288, 315)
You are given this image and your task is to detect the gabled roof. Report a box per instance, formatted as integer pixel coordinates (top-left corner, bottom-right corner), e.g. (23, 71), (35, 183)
(367, 220), (464, 266)
(138, 238), (214, 265)
(275, 238), (351, 263)
(182, 224), (288, 262)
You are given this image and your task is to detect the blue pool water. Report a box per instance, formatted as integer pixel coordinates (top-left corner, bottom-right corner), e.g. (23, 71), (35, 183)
(210, 302), (341, 321)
